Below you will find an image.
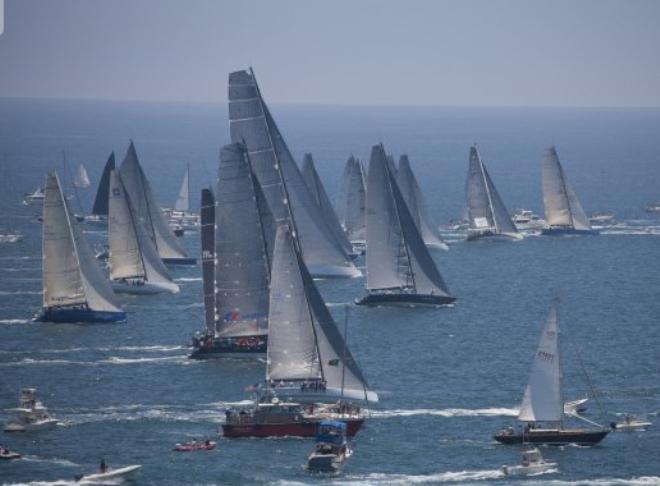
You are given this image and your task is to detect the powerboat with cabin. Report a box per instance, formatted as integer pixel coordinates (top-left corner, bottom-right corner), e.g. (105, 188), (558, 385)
(500, 447), (557, 476)
(564, 397), (588, 415)
(23, 187), (45, 204)
(613, 415), (652, 432)
(306, 421), (352, 472)
(4, 388), (60, 432)
(589, 212), (615, 225)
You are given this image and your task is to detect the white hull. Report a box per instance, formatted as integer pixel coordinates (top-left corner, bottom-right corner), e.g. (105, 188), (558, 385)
(269, 385), (378, 404)
(307, 264), (362, 279)
(111, 280), (179, 295)
(501, 462), (557, 476)
(78, 464), (141, 482)
(4, 418), (59, 432)
(426, 241), (450, 251)
(615, 421), (651, 431)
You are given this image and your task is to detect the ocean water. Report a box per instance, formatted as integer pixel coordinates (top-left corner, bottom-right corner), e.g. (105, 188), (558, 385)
(0, 98), (659, 485)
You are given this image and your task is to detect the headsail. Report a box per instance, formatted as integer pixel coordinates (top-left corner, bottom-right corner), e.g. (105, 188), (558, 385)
(74, 164), (91, 189)
(336, 156), (366, 243)
(518, 300), (562, 423)
(397, 155), (448, 250)
(92, 152), (115, 216)
(174, 164), (190, 212)
(42, 172), (120, 312)
(200, 188), (215, 334)
(119, 141), (190, 261)
(228, 69), (359, 278)
(214, 143), (274, 338)
(301, 153), (353, 255)
(542, 147), (591, 231)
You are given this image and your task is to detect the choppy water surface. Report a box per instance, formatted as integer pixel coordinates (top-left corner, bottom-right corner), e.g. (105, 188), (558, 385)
(1, 100), (659, 485)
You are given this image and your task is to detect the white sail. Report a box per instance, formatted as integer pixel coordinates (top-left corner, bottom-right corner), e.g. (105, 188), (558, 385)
(346, 157), (366, 243)
(228, 69), (359, 278)
(542, 147), (591, 231)
(174, 165), (190, 212)
(108, 170), (174, 286)
(74, 164), (91, 189)
(267, 224), (376, 401)
(42, 172), (120, 312)
(301, 153), (353, 255)
(397, 155), (448, 250)
(518, 300), (562, 423)
(119, 141), (189, 261)
(214, 143), (274, 338)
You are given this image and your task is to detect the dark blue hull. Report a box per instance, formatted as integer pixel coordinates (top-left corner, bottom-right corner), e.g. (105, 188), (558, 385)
(36, 308), (126, 323)
(189, 335), (267, 359)
(355, 293), (456, 307)
(162, 257), (197, 265)
(541, 227), (599, 236)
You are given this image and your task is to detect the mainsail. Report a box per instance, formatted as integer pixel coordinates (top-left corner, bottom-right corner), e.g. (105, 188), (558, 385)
(301, 153), (353, 255)
(74, 164), (91, 188)
(108, 170), (173, 286)
(42, 172), (121, 313)
(92, 152), (115, 216)
(542, 147), (591, 231)
(465, 146), (518, 236)
(118, 141), (190, 261)
(365, 144), (452, 297)
(200, 188), (215, 334)
(518, 300), (562, 423)
(397, 155), (448, 250)
(267, 224), (377, 402)
(174, 164), (190, 212)
(214, 143), (274, 338)
(336, 156), (366, 243)
(228, 69), (359, 277)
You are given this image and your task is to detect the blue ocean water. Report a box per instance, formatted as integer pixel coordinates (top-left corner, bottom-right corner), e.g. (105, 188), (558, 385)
(0, 98), (659, 485)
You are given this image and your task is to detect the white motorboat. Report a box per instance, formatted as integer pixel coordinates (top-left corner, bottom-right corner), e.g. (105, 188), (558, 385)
(564, 397), (589, 415)
(613, 415), (652, 431)
(501, 447), (557, 477)
(644, 202), (660, 213)
(76, 464), (141, 483)
(0, 447), (21, 460)
(589, 212), (615, 225)
(512, 209), (546, 230)
(24, 187), (45, 203)
(4, 388), (60, 432)
(0, 233), (23, 243)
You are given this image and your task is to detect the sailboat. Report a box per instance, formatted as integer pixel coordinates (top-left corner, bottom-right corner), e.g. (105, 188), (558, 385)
(301, 153), (355, 257)
(356, 144), (455, 307)
(465, 146), (522, 241)
(397, 155), (449, 251)
(190, 143), (273, 358)
(36, 172), (126, 323)
(494, 299), (610, 445)
(119, 141), (195, 264)
(74, 163), (91, 189)
(228, 68), (360, 278)
(174, 164), (190, 213)
(87, 152), (115, 225)
(541, 147), (597, 236)
(107, 169), (179, 295)
(336, 156), (366, 246)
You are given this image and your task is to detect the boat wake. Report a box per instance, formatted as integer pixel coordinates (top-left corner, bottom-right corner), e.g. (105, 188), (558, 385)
(366, 407), (518, 418)
(0, 318), (31, 325)
(0, 355), (190, 367)
(174, 277), (202, 282)
(276, 469), (506, 485)
(0, 290), (42, 295)
(21, 455), (81, 467)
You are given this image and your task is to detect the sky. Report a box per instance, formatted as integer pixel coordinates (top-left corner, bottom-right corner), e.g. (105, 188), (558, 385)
(0, 0), (659, 107)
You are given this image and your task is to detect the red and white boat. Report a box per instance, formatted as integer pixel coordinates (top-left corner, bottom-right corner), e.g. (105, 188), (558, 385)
(173, 440), (217, 451)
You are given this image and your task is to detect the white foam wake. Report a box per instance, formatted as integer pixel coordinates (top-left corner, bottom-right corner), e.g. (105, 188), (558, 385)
(0, 318), (30, 324)
(366, 407), (518, 418)
(174, 277), (202, 282)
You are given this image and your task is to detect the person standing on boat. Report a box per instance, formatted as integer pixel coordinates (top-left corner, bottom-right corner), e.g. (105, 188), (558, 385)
(100, 458), (107, 473)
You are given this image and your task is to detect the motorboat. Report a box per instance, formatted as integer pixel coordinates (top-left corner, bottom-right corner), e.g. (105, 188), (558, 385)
(564, 397), (588, 415)
(644, 202), (660, 213)
(501, 447), (557, 476)
(589, 212), (615, 225)
(306, 421), (352, 472)
(4, 388), (60, 432)
(24, 187), (45, 203)
(0, 233), (23, 243)
(512, 209), (546, 230)
(75, 464), (141, 482)
(0, 447), (21, 460)
(173, 440), (217, 451)
(613, 415), (652, 432)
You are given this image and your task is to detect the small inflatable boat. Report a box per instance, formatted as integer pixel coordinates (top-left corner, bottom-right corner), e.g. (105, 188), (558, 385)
(174, 441), (217, 452)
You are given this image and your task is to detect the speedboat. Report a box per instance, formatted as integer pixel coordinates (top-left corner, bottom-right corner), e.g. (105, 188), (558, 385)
(512, 209), (546, 230)
(306, 421), (352, 472)
(589, 212), (615, 225)
(613, 415), (652, 432)
(501, 447), (557, 476)
(4, 388), (60, 432)
(564, 397), (588, 415)
(75, 464), (141, 482)
(23, 187), (45, 203)
(173, 440), (217, 452)
(0, 233), (23, 243)
(0, 447), (21, 460)
(644, 202), (660, 213)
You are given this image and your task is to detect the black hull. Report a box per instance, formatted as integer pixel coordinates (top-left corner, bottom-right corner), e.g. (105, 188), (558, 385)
(355, 293), (455, 307)
(541, 227), (599, 236)
(494, 429), (609, 446)
(189, 335), (267, 360)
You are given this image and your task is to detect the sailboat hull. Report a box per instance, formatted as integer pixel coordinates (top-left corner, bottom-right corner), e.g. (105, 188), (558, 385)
(494, 429), (609, 446)
(466, 230), (523, 241)
(307, 264), (362, 279)
(111, 280), (179, 295)
(222, 418), (363, 438)
(162, 257), (197, 265)
(355, 293), (455, 307)
(189, 335), (267, 360)
(35, 307), (126, 323)
(541, 227), (599, 236)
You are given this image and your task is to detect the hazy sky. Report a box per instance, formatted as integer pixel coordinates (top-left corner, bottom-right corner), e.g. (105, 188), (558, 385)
(1, 0), (659, 106)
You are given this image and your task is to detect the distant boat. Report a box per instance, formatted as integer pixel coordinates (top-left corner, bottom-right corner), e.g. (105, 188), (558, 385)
(88, 152), (115, 224)
(302, 153), (355, 257)
(644, 202), (660, 213)
(494, 299), (610, 446)
(356, 144), (455, 307)
(119, 141), (195, 264)
(190, 143), (273, 358)
(397, 155), (449, 251)
(73, 163), (91, 189)
(24, 186), (45, 203)
(228, 68), (360, 278)
(4, 388), (60, 432)
(174, 164), (190, 212)
(36, 172), (125, 323)
(541, 147), (597, 235)
(336, 155), (366, 246)
(306, 420), (352, 472)
(108, 169), (179, 295)
(465, 146), (521, 241)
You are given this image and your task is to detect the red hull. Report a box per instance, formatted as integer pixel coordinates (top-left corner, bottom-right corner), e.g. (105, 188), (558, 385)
(222, 419), (364, 438)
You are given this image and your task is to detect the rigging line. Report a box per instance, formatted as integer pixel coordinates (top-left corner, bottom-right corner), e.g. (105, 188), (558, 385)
(574, 342), (607, 418)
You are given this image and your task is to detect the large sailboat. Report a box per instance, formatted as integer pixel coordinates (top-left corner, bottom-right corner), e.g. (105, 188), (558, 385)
(119, 141), (196, 264)
(87, 152), (115, 225)
(190, 143), (273, 358)
(36, 172), (125, 323)
(74, 163), (91, 189)
(356, 144), (455, 307)
(541, 147), (597, 236)
(397, 155), (449, 251)
(465, 146), (521, 241)
(108, 170), (179, 295)
(494, 299), (610, 445)
(228, 69), (360, 278)
(336, 156), (366, 246)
